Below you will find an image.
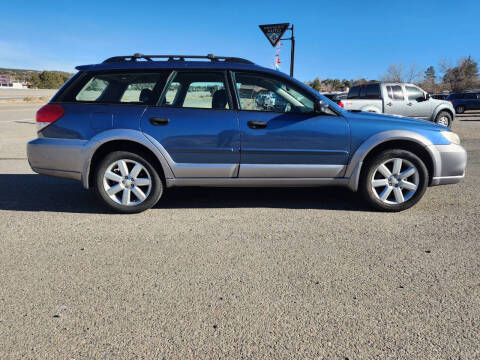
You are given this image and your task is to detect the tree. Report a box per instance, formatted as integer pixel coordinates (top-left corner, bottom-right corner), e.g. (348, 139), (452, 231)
(422, 66), (437, 93)
(382, 63), (422, 83)
(443, 56), (479, 91)
(310, 77), (321, 91)
(382, 64), (404, 82)
(424, 66), (436, 82)
(29, 71), (71, 89)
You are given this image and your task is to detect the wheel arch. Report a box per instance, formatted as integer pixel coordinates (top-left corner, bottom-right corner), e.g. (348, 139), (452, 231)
(432, 105), (454, 122)
(360, 105), (381, 113)
(346, 130), (438, 191)
(81, 130), (174, 189)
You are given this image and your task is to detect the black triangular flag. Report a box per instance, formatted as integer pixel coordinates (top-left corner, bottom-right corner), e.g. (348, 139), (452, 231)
(259, 23), (290, 47)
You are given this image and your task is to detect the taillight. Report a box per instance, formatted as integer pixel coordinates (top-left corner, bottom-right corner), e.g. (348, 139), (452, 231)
(338, 100), (344, 108)
(36, 104), (64, 131)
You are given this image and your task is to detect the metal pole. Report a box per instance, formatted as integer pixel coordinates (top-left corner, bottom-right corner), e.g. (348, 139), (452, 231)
(290, 24), (295, 77)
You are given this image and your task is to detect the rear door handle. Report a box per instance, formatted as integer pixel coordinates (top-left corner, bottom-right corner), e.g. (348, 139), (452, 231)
(149, 117), (170, 126)
(386, 102), (392, 106)
(247, 121), (267, 129)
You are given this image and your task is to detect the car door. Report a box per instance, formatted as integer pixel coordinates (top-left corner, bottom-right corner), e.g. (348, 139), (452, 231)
(475, 93), (480, 109)
(404, 85), (433, 119)
(383, 84), (408, 116)
(232, 71), (349, 178)
(464, 93), (479, 110)
(140, 70), (240, 178)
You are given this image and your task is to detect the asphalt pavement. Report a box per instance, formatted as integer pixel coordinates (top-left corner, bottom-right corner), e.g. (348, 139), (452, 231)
(0, 103), (479, 359)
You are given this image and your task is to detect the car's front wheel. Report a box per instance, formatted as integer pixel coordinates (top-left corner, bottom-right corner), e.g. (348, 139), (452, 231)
(435, 111), (452, 127)
(94, 151), (163, 213)
(360, 149), (428, 212)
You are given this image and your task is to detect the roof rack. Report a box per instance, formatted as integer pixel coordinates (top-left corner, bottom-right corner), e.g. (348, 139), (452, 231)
(103, 53), (254, 64)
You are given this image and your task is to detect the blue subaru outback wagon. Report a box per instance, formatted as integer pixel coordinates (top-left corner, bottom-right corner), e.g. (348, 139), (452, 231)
(27, 54), (467, 213)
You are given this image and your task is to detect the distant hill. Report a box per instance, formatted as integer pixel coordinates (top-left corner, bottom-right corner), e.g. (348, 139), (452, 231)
(0, 68), (73, 80)
(0, 68), (74, 89)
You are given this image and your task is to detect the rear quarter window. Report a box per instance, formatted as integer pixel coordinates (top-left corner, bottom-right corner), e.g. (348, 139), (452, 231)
(64, 71), (170, 105)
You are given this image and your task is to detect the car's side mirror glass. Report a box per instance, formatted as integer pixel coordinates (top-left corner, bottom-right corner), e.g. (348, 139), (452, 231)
(316, 100), (330, 113)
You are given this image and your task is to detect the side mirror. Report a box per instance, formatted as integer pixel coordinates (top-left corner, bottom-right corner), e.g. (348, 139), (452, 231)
(425, 93), (430, 100)
(316, 100), (330, 113)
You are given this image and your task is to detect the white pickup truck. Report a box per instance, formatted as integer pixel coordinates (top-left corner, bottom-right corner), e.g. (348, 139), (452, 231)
(342, 82), (455, 127)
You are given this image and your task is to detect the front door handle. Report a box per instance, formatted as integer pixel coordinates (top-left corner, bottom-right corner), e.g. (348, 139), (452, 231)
(247, 121), (267, 129)
(407, 102), (413, 106)
(149, 117), (170, 126)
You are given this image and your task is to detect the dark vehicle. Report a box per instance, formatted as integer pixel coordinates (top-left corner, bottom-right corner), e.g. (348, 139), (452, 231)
(446, 91), (480, 114)
(27, 53), (466, 213)
(323, 92), (347, 107)
(431, 94), (449, 100)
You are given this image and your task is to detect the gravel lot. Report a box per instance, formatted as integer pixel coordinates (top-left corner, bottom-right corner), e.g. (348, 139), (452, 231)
(0, 104), (479, 359)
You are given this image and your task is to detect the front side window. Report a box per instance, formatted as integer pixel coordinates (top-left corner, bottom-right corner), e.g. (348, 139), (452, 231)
(233, 72), (314, 113)
(160, 72), (229, 109)
(73, 72), (169, 104)
(406, 86), (425, 101)
(386, 85), (405, 100)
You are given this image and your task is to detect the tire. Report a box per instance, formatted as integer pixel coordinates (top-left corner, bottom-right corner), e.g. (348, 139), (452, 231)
(359, 149), (429, 212)
(94, 151), (163, 213)
(435, 111), (452, 128)
(455, 105), (465, 114)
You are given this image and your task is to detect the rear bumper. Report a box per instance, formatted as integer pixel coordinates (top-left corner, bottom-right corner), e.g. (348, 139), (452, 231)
(27, 137), (87, 182)
(429, 143), (467, 186)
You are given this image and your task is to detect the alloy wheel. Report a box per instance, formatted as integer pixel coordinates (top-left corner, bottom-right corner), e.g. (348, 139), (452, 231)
(436, 115), (450, 127)
(371, 158), (419, 205)
(102, 159), (152, 206)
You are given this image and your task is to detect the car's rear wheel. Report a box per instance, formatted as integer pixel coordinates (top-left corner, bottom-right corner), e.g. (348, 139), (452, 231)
(435, 111), (452, 127)
(360, 149), (428, 212)
(455, 105), (465, 114)
(94, 151), (163, 213)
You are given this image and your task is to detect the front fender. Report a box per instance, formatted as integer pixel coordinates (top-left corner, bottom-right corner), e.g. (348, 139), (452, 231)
(431, 104), (455, 122)
(345, 130), (440, 191)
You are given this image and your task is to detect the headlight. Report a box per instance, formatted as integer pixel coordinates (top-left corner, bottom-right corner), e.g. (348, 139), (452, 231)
(441, 131), (461, 145)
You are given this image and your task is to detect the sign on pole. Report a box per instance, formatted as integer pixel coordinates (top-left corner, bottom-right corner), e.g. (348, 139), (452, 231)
(258, 23), (290, 47)
(0, 75), (10, 84)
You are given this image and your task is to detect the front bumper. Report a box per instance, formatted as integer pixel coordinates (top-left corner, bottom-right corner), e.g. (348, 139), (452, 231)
(428, 143), (467, 186)
(27, 137), (87, 182)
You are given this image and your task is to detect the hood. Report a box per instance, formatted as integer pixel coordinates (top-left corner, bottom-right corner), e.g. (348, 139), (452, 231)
(344, 110), (446, 131)
(429, 98), (452, 107)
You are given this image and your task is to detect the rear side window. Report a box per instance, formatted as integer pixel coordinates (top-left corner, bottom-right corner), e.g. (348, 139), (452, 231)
(386, 85), (404, 100)
(70, 72), (170, 105)
(160, 71), (230, 109)
(464, 93), (477, 99)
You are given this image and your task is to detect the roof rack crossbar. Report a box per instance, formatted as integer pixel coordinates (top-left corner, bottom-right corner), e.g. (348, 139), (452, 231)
(103, 53), (254, 64)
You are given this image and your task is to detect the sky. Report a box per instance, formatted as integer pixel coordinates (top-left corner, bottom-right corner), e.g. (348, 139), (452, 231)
(0, 0), (479, 82)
